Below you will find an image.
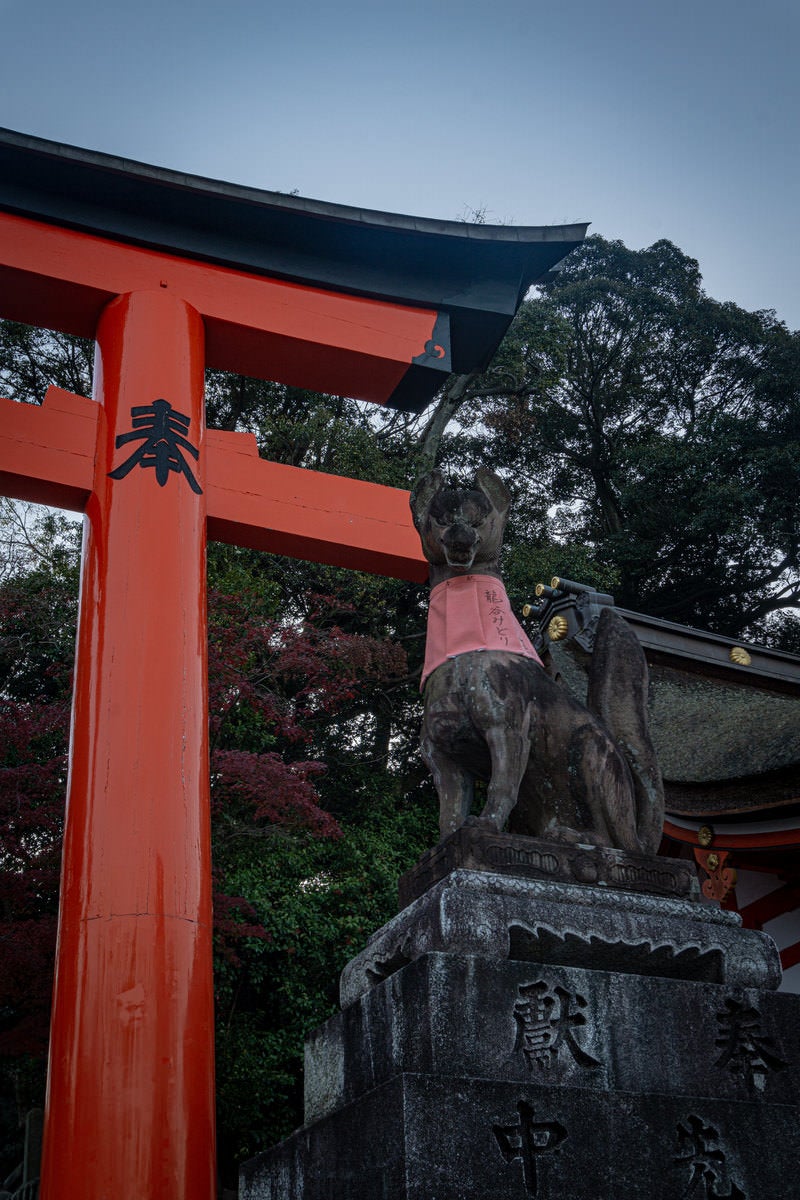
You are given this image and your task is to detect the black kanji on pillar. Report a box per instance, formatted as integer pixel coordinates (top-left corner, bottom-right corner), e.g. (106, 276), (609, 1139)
(109, 400), (202, 493)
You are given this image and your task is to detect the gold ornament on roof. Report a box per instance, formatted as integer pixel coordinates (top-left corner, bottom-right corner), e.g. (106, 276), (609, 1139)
(729, 646), (751, 666)
(548, 615), (569, 642)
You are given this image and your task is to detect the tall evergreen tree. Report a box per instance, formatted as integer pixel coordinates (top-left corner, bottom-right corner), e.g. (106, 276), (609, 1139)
(450, 237), (800, 640)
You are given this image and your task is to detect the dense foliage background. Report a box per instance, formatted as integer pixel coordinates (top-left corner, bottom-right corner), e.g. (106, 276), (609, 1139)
(1, 236), (798, 1189)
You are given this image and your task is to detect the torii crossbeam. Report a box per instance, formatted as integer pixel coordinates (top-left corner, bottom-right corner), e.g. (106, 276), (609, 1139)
(0, 128), (586, 1200)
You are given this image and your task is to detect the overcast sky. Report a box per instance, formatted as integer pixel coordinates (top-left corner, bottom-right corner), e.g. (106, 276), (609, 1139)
(3, 0), (799, 329)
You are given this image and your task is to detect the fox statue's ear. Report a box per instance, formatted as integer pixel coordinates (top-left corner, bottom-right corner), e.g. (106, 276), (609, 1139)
(410, 470), (444, 529)
(474, 467), (511, 516)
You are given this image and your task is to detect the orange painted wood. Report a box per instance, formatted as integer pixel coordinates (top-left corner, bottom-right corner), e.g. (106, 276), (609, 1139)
(206, 427), (427, 581)
(0, 389), (427, 579)
(39, 291), (216, 1200)
(664, 819), (800, 851)
(693, 846), (737, 904)
(738, 883), (800, 929)
(0, 388), (98, 510)
(780, 941), (800, 970)
(0, 211), (441, 404)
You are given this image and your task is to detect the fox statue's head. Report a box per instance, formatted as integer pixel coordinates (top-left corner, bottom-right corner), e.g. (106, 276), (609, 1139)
(410, 467), (511, 575)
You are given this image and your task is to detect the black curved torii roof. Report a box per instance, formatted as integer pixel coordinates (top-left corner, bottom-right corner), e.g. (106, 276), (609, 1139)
(0, 127), (587, 411)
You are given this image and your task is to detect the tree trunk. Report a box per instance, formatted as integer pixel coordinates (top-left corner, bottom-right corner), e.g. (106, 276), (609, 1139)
(415, 372), (477, 474)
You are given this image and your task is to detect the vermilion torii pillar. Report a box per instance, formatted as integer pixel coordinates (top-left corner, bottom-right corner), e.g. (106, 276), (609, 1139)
(0, 128), (586, 1200)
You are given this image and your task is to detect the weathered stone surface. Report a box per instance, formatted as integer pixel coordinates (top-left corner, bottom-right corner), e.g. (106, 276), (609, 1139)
(242, 862), (795, 1198)
(399, 826), (698, 908)
(341, 870), (781, 1007)
(550, 639), (800, 811)
(243, 1071), (800, 1199)
(411, 469), (665, 855)
(307, 954), (800, 1124)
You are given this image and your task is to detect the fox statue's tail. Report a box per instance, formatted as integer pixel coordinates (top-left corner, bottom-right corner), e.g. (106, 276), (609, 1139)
(585, 607), (665, 856)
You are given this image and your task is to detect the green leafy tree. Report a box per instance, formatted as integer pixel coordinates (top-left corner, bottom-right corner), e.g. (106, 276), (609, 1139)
(0, 321), (93, 403)
(440, 237), (800, 642)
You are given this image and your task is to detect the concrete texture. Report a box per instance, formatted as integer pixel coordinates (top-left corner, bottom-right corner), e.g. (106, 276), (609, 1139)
(341, 870), (781, 1007)
(307, 954), (799, 1123)
(244, 1070), (800, 1199)
(398, 826), (698, 907)
(241, 867), (797, 1199)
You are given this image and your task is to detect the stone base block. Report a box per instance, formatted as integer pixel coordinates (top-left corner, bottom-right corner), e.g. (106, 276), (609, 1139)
(308, 954), (800, 1124)
(398, 826), (699, 907)
(242, 1072), (799, 1199)
(341, 870), (781, 1007)
(242, 861), (794, 1199)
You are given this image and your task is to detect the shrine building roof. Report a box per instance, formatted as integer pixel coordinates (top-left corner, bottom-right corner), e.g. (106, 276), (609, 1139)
(548, 611), (800, 829)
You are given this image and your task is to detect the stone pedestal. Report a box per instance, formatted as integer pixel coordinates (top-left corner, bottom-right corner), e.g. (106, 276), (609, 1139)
(240, 837), (800, 1199)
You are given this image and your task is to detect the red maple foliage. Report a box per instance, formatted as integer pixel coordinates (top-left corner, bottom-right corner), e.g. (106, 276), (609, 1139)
(0, 701), (66, 1056)
(0, 580), (408, 1057)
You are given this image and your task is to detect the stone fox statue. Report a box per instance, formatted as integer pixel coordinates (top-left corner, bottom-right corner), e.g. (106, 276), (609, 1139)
(410, 467), (664, 855)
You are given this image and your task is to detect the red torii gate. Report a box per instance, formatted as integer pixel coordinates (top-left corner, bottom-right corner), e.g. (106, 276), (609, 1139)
(0, 128), (586, 1200)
